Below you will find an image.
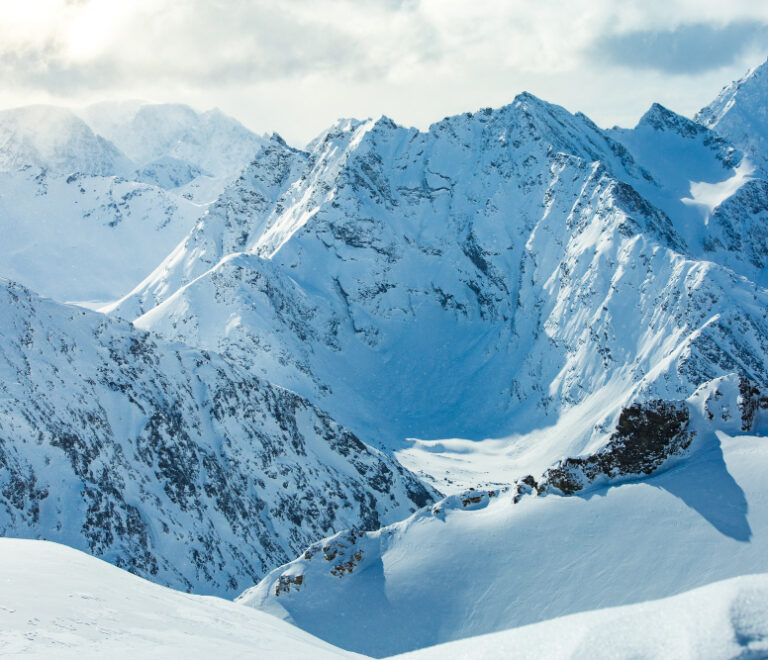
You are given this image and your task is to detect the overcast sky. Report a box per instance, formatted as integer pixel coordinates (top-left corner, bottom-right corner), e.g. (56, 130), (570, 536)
(2, 0), (768, 145)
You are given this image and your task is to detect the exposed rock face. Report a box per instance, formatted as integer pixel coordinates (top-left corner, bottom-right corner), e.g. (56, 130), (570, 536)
(737, 376), (768, 432)
(0, 280), (434, 597)
(537, 400), (694, 495)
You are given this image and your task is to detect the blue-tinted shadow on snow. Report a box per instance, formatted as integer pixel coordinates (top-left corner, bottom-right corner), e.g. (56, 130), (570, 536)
(576, 435), (752, 542)
(653, 438), (752, 542)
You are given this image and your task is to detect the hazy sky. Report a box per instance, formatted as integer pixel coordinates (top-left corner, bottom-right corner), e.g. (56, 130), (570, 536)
(2, 0), (768, 145)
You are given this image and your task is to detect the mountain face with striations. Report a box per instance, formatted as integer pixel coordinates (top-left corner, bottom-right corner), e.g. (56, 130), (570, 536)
(0, 279), (432, 597)
(112, 89), (768, 475)
(0, 103), (265, 303)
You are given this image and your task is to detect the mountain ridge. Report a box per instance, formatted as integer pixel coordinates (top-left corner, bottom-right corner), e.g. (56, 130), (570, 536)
(0, 278), (433, 596)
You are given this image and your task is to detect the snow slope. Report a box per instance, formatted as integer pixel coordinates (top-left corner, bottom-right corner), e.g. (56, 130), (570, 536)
(3, 537), (766, 660)
(0, 538), (360, 659)
(0, 279), (433, 597)
(0, 168), (205, 303)
(395, 572), (768, 660)
(242, 395), (768, 656)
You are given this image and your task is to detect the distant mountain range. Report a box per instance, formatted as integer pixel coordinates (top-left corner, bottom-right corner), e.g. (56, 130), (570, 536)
(0, 102), (266, 302)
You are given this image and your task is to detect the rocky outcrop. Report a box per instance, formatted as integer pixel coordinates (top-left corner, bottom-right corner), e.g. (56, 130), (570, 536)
(738, 376), (768, 432)
(517, 400), (694, 496)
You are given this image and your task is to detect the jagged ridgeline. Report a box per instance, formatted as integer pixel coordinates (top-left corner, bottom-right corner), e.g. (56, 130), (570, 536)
(113, 79), (768, 461)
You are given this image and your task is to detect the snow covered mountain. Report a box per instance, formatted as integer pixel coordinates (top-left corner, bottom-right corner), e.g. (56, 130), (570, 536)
(608, 103), (768, 284)
(0, 106), (132, 177)
(0, 103), (267, 303)
(242, 377), (768, 655)
(697, 58), (768, 174)
(79, 101), (267, 197)
(0, 278), (432, 597)
(5, 58), (768, 658)
(111, 91), (768, 477)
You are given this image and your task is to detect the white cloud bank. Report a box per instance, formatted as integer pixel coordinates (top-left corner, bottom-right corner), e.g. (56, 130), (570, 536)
(2, 0), (768, 143)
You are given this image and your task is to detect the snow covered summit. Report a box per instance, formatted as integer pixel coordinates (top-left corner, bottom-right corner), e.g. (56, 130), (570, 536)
(0, 105), (132, 177)
(79, 101), (267, 182)
(697, 57), (768, 173)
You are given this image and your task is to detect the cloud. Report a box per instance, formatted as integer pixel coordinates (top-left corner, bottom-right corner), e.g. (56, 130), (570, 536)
(592, 21), (768, 74)
(0, 44), (118, 94)
(3, 0), (768, 95)
(0, 0), (444, 94)
(3, 0), (768, 143)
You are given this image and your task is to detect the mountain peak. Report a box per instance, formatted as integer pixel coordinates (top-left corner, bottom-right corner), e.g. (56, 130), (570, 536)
(0, 104), (131, 176)
(79, 101), (266, 177)
(696, 57), (768, 170)
(637, 102), (707, 138)
(513, 90), (546, 105)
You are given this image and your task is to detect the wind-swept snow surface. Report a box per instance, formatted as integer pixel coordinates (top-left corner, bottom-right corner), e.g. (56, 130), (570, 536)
(395, 572), (768, 660)
(0, 538), (360, 659)
(2, 538), (766, 659)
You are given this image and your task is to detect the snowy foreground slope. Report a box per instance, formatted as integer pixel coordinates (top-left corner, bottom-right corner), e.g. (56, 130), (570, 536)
(0, 538), (360, 659)
(395, 572), (768, 660)
(0, 279), (432, 597)
(0, 103), (265, 302)
(3, 537), (767, 660)
(242, 411), (768, 656)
